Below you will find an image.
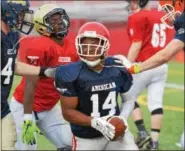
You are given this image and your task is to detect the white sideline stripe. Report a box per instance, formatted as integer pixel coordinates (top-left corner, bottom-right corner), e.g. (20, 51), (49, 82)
(165, 83), (184, 90)
(175, 143), (181, 148)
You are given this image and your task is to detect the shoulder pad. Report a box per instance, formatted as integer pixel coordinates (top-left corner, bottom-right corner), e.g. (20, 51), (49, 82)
(55, 61), (83, 82)
(105, 57), (124, 67)
(174, 13), (185, 27)
(105, 57), (131, 77)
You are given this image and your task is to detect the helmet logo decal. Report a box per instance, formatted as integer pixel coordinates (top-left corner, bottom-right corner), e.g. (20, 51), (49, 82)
(84, 31), (97, 37)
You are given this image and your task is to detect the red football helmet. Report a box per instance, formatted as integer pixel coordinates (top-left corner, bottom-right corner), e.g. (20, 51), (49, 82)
(75, 22), (110, 67)
(159, 0), (185, 28)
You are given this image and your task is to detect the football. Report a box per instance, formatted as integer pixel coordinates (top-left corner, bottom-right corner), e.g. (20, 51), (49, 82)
(108, 116), (127, 141)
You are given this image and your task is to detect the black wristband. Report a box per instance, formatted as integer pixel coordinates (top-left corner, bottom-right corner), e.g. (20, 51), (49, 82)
(39, 67), (47, 77)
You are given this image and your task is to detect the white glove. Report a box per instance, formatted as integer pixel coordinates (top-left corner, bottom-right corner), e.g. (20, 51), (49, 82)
(113, 55), (132, 68)
(91, 117), (115, 140)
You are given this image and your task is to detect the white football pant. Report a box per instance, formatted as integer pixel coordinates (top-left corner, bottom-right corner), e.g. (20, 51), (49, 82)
(123, 64), (168, 112)
(10, 98), (72, 150)
(72, 130), (138, 150)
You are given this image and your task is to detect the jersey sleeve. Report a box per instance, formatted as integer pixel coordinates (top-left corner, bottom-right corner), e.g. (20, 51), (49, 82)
(18, 37), (49, 66)
(119, 68), (133, 93)
(174, 13), (185, 43)
(54, 66), (77, 97)
(127, 14), (145, 42)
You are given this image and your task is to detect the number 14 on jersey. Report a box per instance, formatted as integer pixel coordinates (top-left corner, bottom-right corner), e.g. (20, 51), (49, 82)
(91, 91), (117, 117)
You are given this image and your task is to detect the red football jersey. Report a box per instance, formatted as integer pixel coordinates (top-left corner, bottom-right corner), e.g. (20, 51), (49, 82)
(127, 10), (171, 62)
(13, 36), (79, 112)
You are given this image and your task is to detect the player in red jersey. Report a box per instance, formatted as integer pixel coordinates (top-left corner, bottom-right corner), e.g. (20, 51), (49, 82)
(10, 4), (78, 150)
(118, 0), (172, 149)
(116, 0), (184, 149)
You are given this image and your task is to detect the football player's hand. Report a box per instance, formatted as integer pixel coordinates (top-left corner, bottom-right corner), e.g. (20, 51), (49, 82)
(127, 64), (141, 74)
(113, 55), (141, 74)
(91, 117), (115, 140)
(113, 55), (132, 68)
(21, 120), (41, 145)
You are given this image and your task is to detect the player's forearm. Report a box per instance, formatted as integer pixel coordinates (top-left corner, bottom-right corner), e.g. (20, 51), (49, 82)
(127, 41), (142, 62)
(15, 61), (57, 78)
(62, 108), (92, 126)
(15, 61), (40, 76)
(139, 50), (168, 71)
(120, 93), (135, 119)
(140, 39), (184, 72)
(24, 76), (39, 114)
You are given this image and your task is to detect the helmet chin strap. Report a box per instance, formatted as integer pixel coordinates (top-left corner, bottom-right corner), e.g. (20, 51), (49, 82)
(80, 57), (101, 67)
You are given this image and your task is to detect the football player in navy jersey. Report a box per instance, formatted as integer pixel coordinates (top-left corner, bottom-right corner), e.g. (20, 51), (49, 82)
(1, 0), (53, 150)
(54, 22), (138, 150)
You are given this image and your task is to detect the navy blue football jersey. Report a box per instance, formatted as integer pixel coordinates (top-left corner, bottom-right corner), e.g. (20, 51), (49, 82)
(1, 30), (19, 118)
(174, 11), (185, 47)
(55, 57), (133, 138)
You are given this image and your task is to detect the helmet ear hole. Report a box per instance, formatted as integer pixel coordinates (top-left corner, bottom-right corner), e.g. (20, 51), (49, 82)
(39, 28), (44, 32)
(37, 27), (50, 36)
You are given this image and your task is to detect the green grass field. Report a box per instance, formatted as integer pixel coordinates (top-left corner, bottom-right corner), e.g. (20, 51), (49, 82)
(9, 62), (184, 150)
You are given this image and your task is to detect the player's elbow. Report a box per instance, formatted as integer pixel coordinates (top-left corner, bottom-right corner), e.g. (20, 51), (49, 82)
(14, 61), (20, 75)
(160, 39), (184, 64)
(62, 110), (69, 121)
(161, 53), (170, 63)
